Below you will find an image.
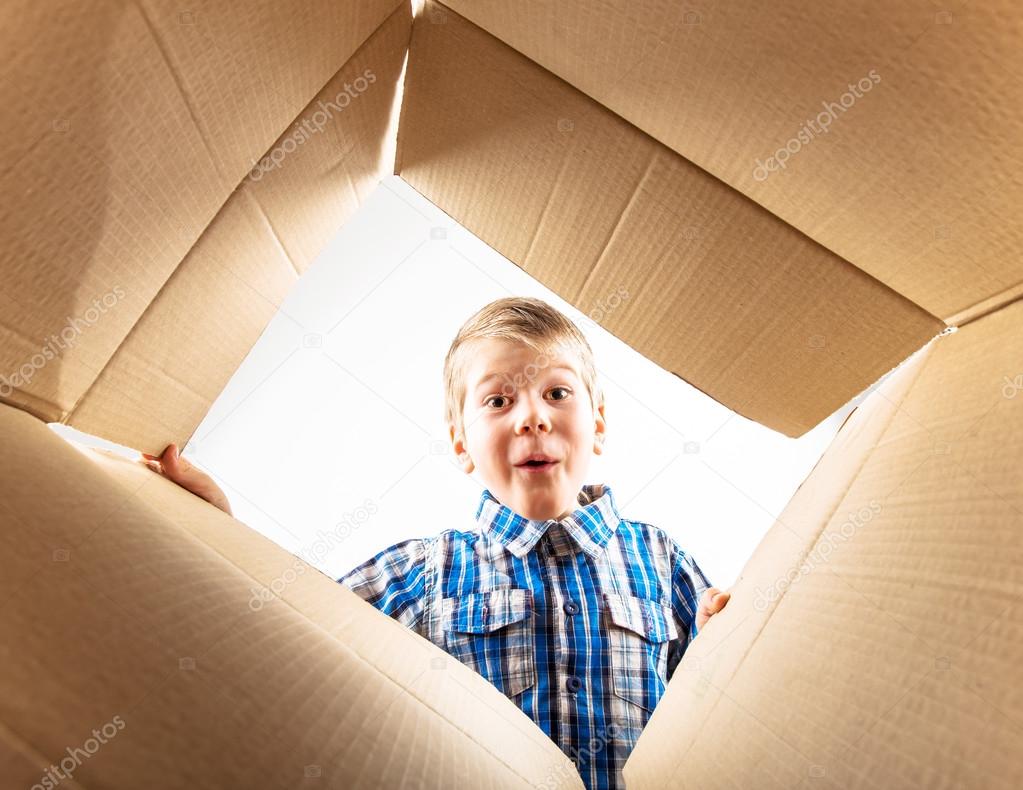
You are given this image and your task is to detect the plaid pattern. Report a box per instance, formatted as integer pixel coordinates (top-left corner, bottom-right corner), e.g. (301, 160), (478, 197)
(338, 483), (712, 790)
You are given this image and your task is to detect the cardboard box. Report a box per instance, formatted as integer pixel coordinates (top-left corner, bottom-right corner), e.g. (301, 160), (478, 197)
(1, 0), (1020, 787)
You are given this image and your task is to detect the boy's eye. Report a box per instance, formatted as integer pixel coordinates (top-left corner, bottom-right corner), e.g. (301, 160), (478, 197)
(483, 387), (571, 409)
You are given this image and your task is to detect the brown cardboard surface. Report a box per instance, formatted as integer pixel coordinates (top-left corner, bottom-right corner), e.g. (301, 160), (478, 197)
(133, 0), (403, 189)
(441, 0), (1023, 323)
(0, 402), (584, 789)
(0, 1), (227, 424)
(0, 0), (400, 427)
(396, 1), (944, 437)
(0, 725), (56, 790)
(627, 299), (1023, 788)
(63, 3), (412, 454)
(245, 2), (412, 275)
(61, 191), (298, 455)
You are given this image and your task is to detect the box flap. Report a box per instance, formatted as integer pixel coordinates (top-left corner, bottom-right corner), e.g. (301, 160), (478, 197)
(62, 2), (412, 453)
(441, 0), (1023, 323)
(397, 1), (944, 436)
(0, 403), (584, 789)
(0, 0), (400, 426)
(626, 297), (1023, 786)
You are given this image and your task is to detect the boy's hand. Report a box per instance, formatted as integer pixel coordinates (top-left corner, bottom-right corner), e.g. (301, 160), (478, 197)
(140, 443), (233, 516)
(696, 586), (731, 630)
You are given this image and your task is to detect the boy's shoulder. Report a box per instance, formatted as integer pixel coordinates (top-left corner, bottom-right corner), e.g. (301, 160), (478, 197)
(366, 527), (482, 559)
(616, 516), (677, 546)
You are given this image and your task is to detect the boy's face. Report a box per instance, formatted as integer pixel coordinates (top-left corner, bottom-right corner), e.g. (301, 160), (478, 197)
(450, 338), (606, 521)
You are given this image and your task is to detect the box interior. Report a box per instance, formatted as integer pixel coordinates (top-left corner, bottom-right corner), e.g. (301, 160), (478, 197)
(2, 1), (1021, 787)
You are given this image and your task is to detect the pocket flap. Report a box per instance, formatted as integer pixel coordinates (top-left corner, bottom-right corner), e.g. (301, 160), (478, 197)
(603, 593), (678, 642)
(443, 588), (533, 634)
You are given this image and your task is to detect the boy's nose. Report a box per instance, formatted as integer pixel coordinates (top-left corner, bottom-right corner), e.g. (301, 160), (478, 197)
(514, 402), (551, 434)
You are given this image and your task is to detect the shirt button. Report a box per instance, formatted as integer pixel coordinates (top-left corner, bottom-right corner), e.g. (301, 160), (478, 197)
(563, 601), (579, 615)
(566, 675), (582, 692)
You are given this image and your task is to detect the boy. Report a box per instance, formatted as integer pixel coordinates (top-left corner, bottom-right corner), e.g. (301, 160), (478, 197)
(143, 297), (730, 790)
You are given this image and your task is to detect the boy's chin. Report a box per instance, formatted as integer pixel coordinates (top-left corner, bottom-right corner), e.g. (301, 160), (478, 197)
(508, 485), (577, 522)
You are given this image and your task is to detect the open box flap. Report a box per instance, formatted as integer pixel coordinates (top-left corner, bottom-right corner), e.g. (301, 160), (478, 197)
(62, 3), (412, 454)
(0, 402), (584, 789)
(625, 296), (1023, 787)
(396, 1), (945, 437)
(0, 0), (403, 432)
(440, 0), (1023, 324)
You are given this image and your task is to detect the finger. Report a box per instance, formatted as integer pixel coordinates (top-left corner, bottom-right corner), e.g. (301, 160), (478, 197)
(160, 443), (182, 474)
(699, 587), (722, 614)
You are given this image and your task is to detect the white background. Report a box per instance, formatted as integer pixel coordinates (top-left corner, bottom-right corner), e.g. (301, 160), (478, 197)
(165, 176), (882, 589)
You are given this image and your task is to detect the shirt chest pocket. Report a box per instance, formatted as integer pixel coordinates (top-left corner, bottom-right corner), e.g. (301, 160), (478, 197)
(442, 588), (536, 698)
(603, 592), (678, 712)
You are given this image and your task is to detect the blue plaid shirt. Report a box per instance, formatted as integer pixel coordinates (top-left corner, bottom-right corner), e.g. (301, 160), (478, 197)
(338, 483), (712, 790)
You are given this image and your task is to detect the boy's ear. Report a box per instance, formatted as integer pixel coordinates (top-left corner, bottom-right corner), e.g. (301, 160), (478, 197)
(593, 401), (607, 455)
(449, 423), (474, 474)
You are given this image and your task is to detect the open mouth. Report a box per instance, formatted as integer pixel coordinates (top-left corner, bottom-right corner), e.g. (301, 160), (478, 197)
(515, 459), (559, 472)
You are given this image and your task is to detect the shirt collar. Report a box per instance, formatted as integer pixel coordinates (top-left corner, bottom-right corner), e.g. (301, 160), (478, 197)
(474, 483), (622, 560)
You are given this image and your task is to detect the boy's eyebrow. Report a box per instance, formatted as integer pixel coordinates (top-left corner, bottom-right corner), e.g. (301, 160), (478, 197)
(473, 365), (578, 391)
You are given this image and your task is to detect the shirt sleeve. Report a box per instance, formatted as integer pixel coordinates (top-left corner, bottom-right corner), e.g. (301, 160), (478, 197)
(337, 537), (431, 636)
(666, 542), (712, 682)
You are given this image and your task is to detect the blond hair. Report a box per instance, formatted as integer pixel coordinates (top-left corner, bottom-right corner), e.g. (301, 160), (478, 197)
(443, 297), (602, 435)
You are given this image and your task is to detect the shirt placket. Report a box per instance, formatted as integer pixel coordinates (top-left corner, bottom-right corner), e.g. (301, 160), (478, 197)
(543, 522), (593, 768)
